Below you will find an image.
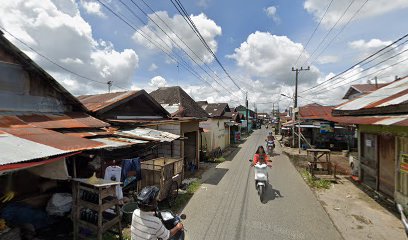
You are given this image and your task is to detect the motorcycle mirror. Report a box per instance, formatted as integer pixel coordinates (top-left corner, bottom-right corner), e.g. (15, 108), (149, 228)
(248, 159), (253, 162)
(268, 160), (272, 162)
(180, 214), (187, 220)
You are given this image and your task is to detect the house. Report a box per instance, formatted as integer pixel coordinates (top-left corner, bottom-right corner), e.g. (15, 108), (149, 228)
(150, 86), (209, 170)
(297, 103), (356, 150)
(78, 91), (181, 160)
(332, 76), (408, 209)
(235, 105), (255, 130)
(342, 83), (388, 100)
(197, 101), (233, 153)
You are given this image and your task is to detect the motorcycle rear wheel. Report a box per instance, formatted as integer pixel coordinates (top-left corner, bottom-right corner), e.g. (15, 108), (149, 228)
(259, 185), (264, 202)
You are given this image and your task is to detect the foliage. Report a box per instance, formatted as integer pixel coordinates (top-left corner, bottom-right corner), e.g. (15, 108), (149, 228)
(301, 170), (332, 189)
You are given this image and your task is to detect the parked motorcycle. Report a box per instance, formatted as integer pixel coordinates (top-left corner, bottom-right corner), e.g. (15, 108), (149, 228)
(249, 159), (270, 202)
(157, 210), (186, 240)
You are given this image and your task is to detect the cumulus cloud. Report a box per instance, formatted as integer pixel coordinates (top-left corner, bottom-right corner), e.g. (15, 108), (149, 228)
(148, 63), (158, 71)
(0, 0), (138, 95)
(264, 6), (280, 24)
(317, 55), (339, 64)
(149, 76), (168, 88)
(227, 31), (320, 87)
(349, 39), (392, 54)
(304, 0), (408, 28)
(80, 0), (105, 17)
(132, 11), (222, 64)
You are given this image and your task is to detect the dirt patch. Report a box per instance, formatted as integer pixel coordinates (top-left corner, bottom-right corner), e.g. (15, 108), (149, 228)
(352, 214), (373, 225)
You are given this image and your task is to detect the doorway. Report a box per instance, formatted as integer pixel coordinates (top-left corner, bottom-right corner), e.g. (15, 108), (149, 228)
(378, 135), (396, 197)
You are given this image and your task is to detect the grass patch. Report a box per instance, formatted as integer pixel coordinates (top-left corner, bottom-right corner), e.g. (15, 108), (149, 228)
(213, 157), (226, 163)
(301, 170), (332, 189)
(187, 180), (201, 194)
(170, 180), (201, 213)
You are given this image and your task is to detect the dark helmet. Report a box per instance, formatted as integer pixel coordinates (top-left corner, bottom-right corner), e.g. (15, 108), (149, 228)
(137, 186), (160, 208)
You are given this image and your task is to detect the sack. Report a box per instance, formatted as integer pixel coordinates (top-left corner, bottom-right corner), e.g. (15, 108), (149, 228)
(46, 193), (72, 216)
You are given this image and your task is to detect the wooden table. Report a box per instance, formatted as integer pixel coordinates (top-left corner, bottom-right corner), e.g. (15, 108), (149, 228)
(306, 149), (333, 177)
(72, 178), (122, 240)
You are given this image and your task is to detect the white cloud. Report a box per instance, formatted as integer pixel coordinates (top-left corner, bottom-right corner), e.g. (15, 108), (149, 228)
(148, 63), (158, 71)
(349, 38), (392, 52)
(132, 11), (222, 64)
(304, 0), (408, 28)
(317, 55), (339, 64)
(149, 76), (167, 88)
(80, 0), (105, 17)
(264, 6), (280, 24)
(0, 0), (138, 95)
(197, 0), (211, 8)
(227, 31), (320, 87)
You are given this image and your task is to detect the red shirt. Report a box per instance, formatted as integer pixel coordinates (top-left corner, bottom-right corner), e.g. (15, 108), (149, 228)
(253, 153), (270, 165)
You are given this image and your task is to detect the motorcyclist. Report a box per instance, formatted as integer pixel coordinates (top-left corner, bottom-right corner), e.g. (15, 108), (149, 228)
(131, 186), (183, 240)
(252, 146), (272, 167)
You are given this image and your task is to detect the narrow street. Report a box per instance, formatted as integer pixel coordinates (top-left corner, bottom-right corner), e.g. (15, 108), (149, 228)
(183, 128), (343, 240)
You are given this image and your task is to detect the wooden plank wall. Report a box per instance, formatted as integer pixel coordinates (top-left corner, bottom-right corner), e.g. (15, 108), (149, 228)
(158, 123), (181, 158)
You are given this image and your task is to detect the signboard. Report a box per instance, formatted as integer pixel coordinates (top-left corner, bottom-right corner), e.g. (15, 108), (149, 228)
(401, 153), (408, 174)
(241, 120), (247, 127)
(320, 122), (334, 134)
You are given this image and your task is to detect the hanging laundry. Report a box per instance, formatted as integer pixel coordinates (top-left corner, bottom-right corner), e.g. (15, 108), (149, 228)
(104, 166), (123, 200)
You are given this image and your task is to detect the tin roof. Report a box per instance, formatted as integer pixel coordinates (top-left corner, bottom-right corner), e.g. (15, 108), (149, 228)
(299, 103), (334, 120)
(116, 128), (180, 142)
(0, 112), (109, 129)
(150, 86), (209, 119)
(334, 76), (408, 116)
(331, 115), (408, 127)
(78, 91), (139, 112)
(198, 102), (231, 118)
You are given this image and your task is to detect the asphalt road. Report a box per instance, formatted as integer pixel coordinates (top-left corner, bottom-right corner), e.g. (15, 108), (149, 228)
(182, 128), (343, 240)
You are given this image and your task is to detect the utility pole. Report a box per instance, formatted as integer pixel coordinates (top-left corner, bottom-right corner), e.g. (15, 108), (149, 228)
(292, 66), (310, 151)
(246, 92), (249, 135)
(107, 81), (113, 93)
(374, 76), (378, 89)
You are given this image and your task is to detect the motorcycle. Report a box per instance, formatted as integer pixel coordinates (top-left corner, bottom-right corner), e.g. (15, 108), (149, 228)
(157, 210), (186, 240)
(249, 159), (270, 202)
(266, 140), (275, 155)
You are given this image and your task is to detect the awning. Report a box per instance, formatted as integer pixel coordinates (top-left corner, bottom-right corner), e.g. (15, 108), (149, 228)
(116, 128), (180, 142)
(92, 137), (148, 149)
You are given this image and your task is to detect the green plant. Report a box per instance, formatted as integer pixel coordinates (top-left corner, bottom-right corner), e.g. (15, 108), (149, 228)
(301, 170), (331, 189)
(187, 180), (201, 194)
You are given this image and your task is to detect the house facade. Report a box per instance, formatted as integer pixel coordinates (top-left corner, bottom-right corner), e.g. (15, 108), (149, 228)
(197, 102), (232, 153)
(150, 86), (209, 170)
(333, 76), (408, 209)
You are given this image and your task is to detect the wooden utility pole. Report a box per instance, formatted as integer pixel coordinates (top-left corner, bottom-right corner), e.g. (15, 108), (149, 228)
(292, 66), (310, 151)
(246, 92), (249, 135)
(107, 81), (113, 93)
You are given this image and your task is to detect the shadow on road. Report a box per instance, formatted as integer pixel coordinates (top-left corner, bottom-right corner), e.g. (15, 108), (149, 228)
(263, 182), (283, 203)
(203, 168), (229, 185)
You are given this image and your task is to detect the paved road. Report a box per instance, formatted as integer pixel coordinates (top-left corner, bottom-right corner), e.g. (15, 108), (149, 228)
(182, 128), (343, 240)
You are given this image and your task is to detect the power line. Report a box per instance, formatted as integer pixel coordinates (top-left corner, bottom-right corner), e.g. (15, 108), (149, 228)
(302, 0), (356, 66)
(124, 0), (243, 101)
(309, 0), (369, 65)
(98, 0), (237, 100)
(301, 32), (408, 94)
(295, 0), (334, 67)
(170, 0), (245, 93)
(311, 55), (408, 95)
(0, 26), (128, 91)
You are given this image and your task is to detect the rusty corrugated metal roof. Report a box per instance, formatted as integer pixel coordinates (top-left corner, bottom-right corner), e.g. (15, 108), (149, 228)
(299, 103), (334, 120)
(78, 91), (138, 112)
(332, 115), (408, 127)
(0, 112), (109, 129)
(116, 127), (180, 142)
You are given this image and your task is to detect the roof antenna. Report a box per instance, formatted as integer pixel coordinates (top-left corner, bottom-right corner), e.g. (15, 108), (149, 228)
(107, 81), (113, 93)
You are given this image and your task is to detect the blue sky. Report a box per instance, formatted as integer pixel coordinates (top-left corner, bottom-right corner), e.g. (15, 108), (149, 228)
(1, 0), (408, 111)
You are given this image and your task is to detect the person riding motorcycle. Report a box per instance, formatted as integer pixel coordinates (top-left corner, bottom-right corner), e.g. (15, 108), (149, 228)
(131, 186), (183, 240)
(252, 146), (272, 167)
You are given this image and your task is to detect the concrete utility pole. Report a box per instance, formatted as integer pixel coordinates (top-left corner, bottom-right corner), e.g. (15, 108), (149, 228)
(292, 66), (310, 151)
(246, 92), (249, 135)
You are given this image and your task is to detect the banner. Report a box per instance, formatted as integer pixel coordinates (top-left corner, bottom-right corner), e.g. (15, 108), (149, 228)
(401, 153), (408, 174)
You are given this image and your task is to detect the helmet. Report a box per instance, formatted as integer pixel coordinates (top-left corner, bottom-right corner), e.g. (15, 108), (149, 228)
(137, 186), (160, 208)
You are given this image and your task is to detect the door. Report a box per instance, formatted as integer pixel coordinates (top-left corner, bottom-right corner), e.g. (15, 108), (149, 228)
(184, 131), (197, 168)
(378, 135), (396, 197)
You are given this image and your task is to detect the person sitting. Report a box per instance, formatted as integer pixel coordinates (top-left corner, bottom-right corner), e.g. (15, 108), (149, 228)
(252, 146), (272, 167)
(131, 186), (183, 240)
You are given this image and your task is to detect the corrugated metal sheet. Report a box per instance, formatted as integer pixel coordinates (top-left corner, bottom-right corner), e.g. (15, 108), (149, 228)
(0, 127), (104, 151)
(336, 76), (408, 111)
(0, 112), (109, 129)
(0, 131), (68, 165)
(92, 137), (148, 148)
(117, 127), (180, 142)
(77, 91), (138, 112)
(299, 103), (333, 120)
(334, 115), (408, 127)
